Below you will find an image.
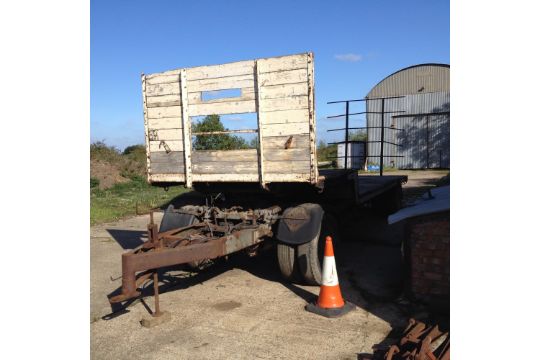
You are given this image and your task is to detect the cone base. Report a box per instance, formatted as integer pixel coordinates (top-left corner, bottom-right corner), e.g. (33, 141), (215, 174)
(305, 301), (355, 318)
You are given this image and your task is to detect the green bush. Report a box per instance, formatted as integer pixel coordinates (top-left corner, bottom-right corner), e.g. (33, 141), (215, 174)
(90, 177), (100, 188)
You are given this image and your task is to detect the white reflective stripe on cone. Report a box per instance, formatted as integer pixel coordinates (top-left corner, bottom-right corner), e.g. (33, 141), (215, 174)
(321, 256), (339, 286)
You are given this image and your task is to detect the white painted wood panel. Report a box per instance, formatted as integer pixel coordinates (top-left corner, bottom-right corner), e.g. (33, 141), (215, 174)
(149, 173), (185, 182)
(257, 53), (308, 73)
(186, 60), (254, 81)
(148, 128), (183, 141)
(259, 95), (308, 112)
(146, 94), (181, 107)
(146, 82), (181, 96)
(261, 122), (310, 137)
(189, 99), (256, 116)
(261, 135), (310, 149)
(187, 74), (254, 92)
(259, 83), (308, 99)
(147, 105), (182, 119)
(146, 73), (181, 85)
(149, 140), (184, 152)
(259, 109), (309, 124)
(147, 116), (183, 130)
(258, 68), (308, 87)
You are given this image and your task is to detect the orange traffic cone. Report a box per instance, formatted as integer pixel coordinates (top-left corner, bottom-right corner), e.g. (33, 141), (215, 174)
(305, 236), (354, 318)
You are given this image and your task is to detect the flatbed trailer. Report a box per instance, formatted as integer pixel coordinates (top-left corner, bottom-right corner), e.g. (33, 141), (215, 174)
(110, 53), (407, 315)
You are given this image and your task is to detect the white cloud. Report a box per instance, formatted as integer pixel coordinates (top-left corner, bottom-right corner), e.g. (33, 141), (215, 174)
(334, 53), (363, 62)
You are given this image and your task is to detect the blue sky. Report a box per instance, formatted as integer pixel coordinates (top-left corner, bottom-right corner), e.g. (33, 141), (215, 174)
(91, 0), (449, 150)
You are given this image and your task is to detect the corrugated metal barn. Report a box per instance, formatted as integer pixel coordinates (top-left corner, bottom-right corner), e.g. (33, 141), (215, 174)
(366, 64), (450, 169)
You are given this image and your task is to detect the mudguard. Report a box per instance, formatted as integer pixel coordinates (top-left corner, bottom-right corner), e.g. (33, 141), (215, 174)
(159, 205), (197, 232)
(276, 203), (324, 245)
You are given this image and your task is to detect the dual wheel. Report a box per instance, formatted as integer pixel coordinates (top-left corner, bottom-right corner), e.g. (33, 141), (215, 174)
(277, 213), (339, 286)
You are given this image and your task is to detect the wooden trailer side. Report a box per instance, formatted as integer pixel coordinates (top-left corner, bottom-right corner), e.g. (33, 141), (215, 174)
(143, 52), (318, 187)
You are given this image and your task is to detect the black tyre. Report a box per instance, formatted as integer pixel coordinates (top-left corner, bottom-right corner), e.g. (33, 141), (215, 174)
(297, 213), (340, 285)
(277, 242), (302, 283)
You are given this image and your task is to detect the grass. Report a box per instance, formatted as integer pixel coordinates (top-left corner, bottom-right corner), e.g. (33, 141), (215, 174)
(90, 176), (188, 225)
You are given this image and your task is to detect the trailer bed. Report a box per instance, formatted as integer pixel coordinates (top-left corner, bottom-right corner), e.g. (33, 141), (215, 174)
(355, 175), (407, 203)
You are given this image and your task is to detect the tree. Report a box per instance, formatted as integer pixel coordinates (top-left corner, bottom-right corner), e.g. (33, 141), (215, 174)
(348, 130), (367, 141)
(192, 114), (249, 150)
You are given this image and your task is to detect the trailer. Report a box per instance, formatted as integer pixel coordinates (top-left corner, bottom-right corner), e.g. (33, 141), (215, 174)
(110, 53), (407, 314)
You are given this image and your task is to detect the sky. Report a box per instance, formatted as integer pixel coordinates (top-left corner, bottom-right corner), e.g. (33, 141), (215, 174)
(91, 0), (449, 150)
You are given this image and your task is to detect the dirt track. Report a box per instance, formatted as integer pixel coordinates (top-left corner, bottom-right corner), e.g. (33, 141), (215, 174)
(90, 170), (448, 359)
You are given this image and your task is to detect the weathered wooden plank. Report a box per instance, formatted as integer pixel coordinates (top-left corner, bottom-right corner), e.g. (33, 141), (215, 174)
(257, 53), (308, 73)
(192, 149), (258, 162)
(259, 95), (308, 112)
(149, 140), (184, 152)
(263, 148), (310, 162)
(189, 99), (256, 116)
(188, 87), (255, 105)
(147, 105), (182, 119)
(192, 161), (258, 174)
(142, 74), (151, 182)
(261, 122), (310, 137)
(149, 151), (185, 164)
(264, 160), (311, 173)
(261, 135), (310, 149)
(148, 128), (183, 141)
(186, 60), (254, 81)
(146, 94), (182, 108)
(192, 173), (259, 182)
(146, 82), (181, 96)
(149, 162), (185, 174)
(258, 68), (308, 87)
(265, 173), (310, 182)
(147, 117), (183, 130)
(180, 68), (193, 188)
(307, 51), (317, 184)
(146, 73), (181, 85)
(259, 83), (308, 100)
(259, 108), (309, 125)
(149, 173), (185, 182)
(186, 74), (255, 92)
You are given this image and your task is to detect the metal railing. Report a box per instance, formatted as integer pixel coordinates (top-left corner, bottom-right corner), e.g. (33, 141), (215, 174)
(326, 96), (405, 176)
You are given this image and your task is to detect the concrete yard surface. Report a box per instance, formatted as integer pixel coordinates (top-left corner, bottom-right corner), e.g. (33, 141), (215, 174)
(91, 214), (411, 360)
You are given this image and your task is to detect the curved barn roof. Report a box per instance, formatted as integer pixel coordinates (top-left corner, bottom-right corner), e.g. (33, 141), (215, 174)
(366, 63), (449, 98)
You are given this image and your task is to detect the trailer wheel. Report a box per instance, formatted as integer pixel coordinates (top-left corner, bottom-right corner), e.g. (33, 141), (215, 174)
(277, 243), (302, 283)
(297, 213), (340, 285)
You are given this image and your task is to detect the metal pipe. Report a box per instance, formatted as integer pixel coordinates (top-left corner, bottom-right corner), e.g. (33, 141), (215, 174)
(379, 98), (385, 176)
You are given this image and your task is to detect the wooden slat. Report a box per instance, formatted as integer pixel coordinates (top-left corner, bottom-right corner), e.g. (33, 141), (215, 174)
(180, 68), (193, 188)
(261, 135), (310, 149)
(192, 173), (259, 182)
(307, 51), (317, 184)
(189, 99), (256, 116)
(146, 73), (181, 85)
(265, 173), (310, 182)
(188, 87), (255, 105)
(257, 53), (308, 73)
(258, 68), (308, 87)
(264, 160), (311, 173)
(259, 83), (308, 100)
(146, 82), (181, 96)
(259, 108), (309, 125)
(149, 151), (185, 164)
(149, 173), (185, 182)
(146, 94), (182, 108)
(148, 128), (183, 141)
(186, 74), (254, 92)
(149, 162), (185, 174)
(261, 122), (310, 137)
(186, 60), (254, 81)
(192, 149), (257, 162)
(147, 106), (182, 119)
(147, 117), (182, 130)
(192, 162), (258, 174)
(259, 95), (308, 112)
(263, 148), (310, 162)
(149, 140), (184, 152)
